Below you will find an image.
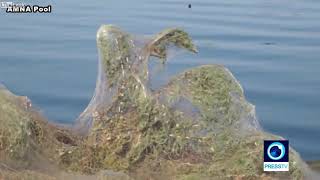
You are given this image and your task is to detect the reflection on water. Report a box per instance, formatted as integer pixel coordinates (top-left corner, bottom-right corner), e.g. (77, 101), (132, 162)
(0, 0), (319, 160)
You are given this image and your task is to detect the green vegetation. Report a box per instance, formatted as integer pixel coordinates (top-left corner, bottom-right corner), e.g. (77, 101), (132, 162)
(0, 25), (313, 179)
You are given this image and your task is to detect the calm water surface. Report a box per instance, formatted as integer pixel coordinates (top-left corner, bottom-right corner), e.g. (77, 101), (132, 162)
(0, 0), (319, 160)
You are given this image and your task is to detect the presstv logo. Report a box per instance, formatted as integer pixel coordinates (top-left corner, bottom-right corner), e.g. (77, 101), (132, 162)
(264, 140), (289, 171)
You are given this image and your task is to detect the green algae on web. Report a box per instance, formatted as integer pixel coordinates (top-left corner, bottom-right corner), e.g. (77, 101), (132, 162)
(96, 25), (133, 88)
(147, 28), (198, 60)
(157, 65), (245, 130)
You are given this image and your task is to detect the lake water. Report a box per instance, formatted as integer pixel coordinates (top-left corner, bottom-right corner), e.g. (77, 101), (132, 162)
(0, 0), (319, 161)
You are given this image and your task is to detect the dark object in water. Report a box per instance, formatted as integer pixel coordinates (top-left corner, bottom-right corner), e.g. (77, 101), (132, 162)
(263, 42), (276, 45)
(188, 4), (191, 8)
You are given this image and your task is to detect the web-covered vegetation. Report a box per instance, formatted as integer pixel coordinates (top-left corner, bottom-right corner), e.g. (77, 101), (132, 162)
(0, 25), (310, 179)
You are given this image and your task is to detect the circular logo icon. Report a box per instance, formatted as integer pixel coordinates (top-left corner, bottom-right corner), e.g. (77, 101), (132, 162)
(267, 142), (285, 160)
